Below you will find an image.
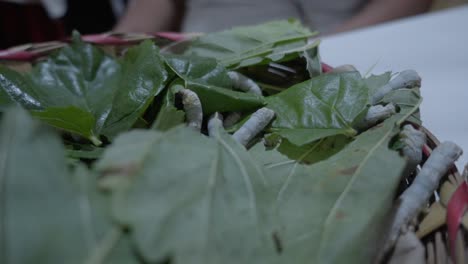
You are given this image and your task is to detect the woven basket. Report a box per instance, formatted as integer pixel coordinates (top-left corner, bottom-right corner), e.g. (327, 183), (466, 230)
(1, 33), (467, 264)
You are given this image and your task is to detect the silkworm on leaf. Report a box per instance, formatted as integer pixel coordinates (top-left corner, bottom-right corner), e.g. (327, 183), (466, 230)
(208, 112), (223, 137)
(227, 71), (263, 95)
(356, 103), (396, 130)
(371, 70), (421, 104)
(178, 89), (203, 131)
(224, 71), (262, 128)
(399, 124), (426, 167)
(232, 107), (275, 147)
(383, 141), (462, 254)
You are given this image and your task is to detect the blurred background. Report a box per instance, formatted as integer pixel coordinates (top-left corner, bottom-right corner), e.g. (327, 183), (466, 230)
(1, 0), (467, 167)
(0, 0), (467, 49)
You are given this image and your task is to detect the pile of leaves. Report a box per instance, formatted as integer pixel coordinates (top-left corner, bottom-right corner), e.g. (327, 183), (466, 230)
(0, 20), (422, 263)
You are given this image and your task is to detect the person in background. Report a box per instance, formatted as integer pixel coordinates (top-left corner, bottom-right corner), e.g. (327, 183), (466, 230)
(114, 0), (433, 34)
(0, 0), (434, 49)
(0, 0), (126, 49)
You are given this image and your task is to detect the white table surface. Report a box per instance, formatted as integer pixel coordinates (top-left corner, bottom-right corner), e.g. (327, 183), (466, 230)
(321, 5), (468, 170)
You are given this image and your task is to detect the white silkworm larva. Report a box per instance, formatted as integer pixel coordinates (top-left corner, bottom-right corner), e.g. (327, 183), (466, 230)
(232, 107), (275, 146)
(224, 71), (262, 128)
(383, 141), (462, 254)
(357, 103), (396, 130)
(371, 70), (421, 104)
(227, 71), (263, 95)
(208, 112), (223, 137)
(178, 89), (203, 131)
(399, 124), (426, 167)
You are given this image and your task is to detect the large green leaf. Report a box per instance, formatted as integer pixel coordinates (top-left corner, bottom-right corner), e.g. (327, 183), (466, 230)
(266, 72), (369, 146)
(185, 19), (318, 69)
(277, 135), (352, 164)
(95, 126), (278, 263)
(100, 40), (168, 137)
(0, 77), (15, 112)
(0, 66), (41, 110)
(302, 46), (322, 78)
(0, 107), (135, 263)
(32, 106), (99, 144)
(382, 88), (422, 125)
(261, 114), (409, 263)
(164, 54), (265, 114)
(164, 54), (232, 88)
(151, 86), (185, 131)
(0, 34), (168, 142)
(249, 144), (298, 194)
(365, 71), (391, 98)
(70, 165), (139, 264)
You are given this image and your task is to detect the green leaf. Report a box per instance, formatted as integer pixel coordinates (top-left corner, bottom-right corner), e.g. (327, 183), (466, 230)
(0, 107), (136, 263)
(257, 94), (422, 263)
(277, 135), (352, 164)
(0, 109), (94, 262)
(382, 88), (422, 125)
(185, 19), (318, 69)
(302, 46), (322, 78)
(95, 126), (278, 263)
(365, 71), (392, 99)
(164, 54), (232, 88)
(100, 40), (168, 138)
(0, 35), (168, 142)
(32, 106), (99, 144)
(70, 165), (138, 264)
(0, 84), (13, 112)
(249, 143), (296, 194)
(271, 128), (351, 146)
(263, 114), (409, 263)
(152, 106), (185, 131)
(151, 87), (185, 131)
(164, 54), (265, 114)
(187, 83), (266, 114)
(0, 66), (41, 110)
(266, 72), (369, 145)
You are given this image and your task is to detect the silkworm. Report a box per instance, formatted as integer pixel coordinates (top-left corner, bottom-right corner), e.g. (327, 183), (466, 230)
(224, 71), (262, 128)
(178, 89), (203, 131)
(399, 124), (426, 167)
(357, 103), (396, 130)
(227, 71), (262, 95)
(383, 141), (462, 254)
(371, 70), (421, 104)
(232, 107), (275, 146)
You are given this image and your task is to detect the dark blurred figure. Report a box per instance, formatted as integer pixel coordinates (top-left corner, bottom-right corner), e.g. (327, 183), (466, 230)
(115, 0), (433, 34)
(64, 0), (118, 34)
(0, 0), (434, 49)
(0, 1), (64, 49)
(0, 0), (125, 49)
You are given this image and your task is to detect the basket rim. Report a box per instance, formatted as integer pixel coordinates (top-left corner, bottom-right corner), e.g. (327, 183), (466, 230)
(0, 32), (194, 61)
